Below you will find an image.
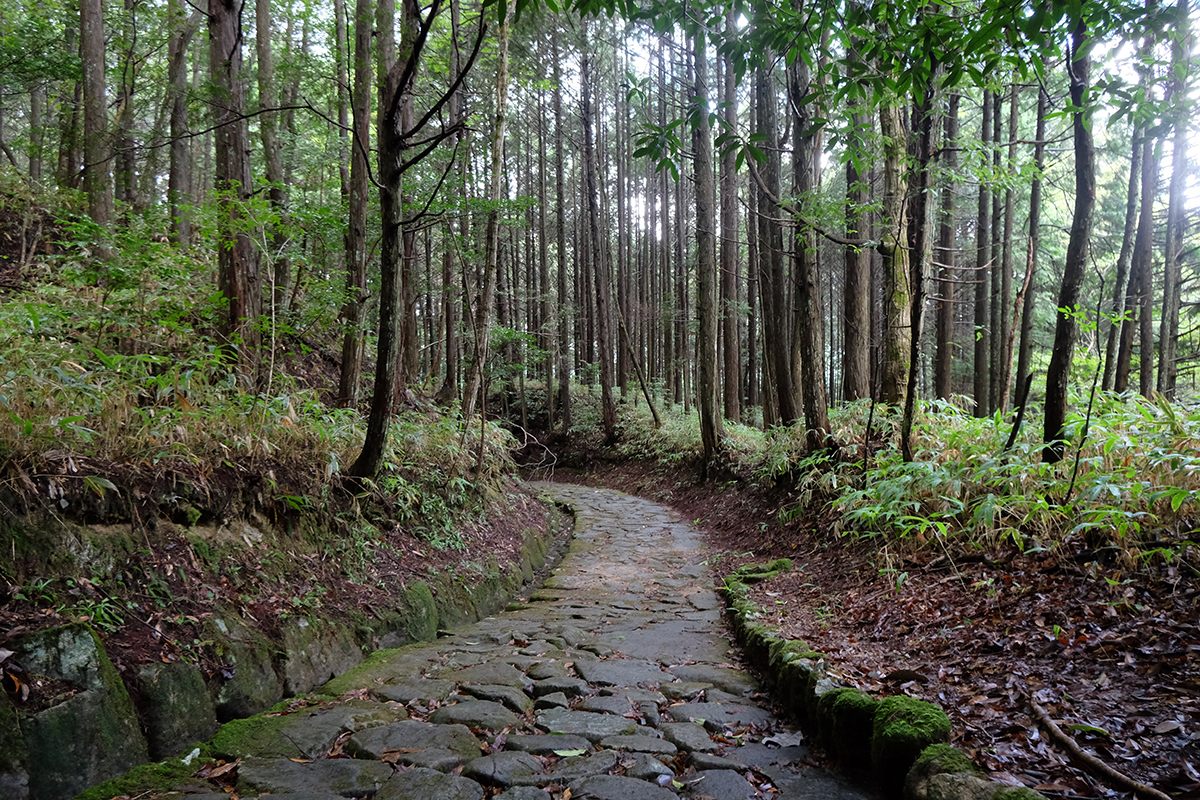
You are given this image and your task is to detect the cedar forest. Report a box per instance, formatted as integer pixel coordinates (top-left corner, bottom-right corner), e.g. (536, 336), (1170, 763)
(0, 0), (1199, 795)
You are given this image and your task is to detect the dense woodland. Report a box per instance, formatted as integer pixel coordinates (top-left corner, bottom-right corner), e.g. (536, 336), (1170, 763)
(1, 0), (1197, 472)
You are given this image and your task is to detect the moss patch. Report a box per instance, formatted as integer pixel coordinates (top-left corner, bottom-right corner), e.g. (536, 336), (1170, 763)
(74, 746), (213, 800)
(994, 788), (1047, 800)
(872, 695), (952, 796)
(731, 557), (792, 583)
(831, 689), (878, 767)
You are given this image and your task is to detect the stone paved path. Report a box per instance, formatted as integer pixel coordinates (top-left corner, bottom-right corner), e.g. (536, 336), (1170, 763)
(195, 484), (877, 800)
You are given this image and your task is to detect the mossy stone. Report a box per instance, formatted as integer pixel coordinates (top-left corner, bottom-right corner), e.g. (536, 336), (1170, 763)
(281, 617), (364, 696)
(732, 557), (792, 583)
(0, 689), (28, 799)
(74, 747), (213, 800)
(815, 687), (855, 750)
(205, 616), (285, 721)
(137, 661), (220, 759)
(404, 581), (439, 642)
(871, 696), (951, 797)
(830, 689), (878, 768)
(994, 788), (1048, 800)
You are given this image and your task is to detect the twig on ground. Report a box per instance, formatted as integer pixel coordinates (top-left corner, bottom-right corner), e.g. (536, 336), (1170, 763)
(1027, 694), (1171, 800)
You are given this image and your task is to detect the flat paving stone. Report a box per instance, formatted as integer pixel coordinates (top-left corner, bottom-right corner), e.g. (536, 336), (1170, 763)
(374, 767), (485, 800)
(684, 769), (755, 800)
(574, 659), (668, 687)
(665, 701), (774, 730)
(462, 751), (544, 787)
(531, 676), (589, 698)
(461, 683), (533, 713)
(430, 699), (522, 730)
(438, 662), (530, 688)
(660, 722), (718, 753)
(569, 774), (678, 800)
(235, 756), (393, 797)
(618, 752), (674, 781)
(373, 679), (455, 704)
(548, 750), (620, 782)
(346, 720), (482, 770)
(598, 735), (677, 755)
(496, 788), (553, 800)
(535, 708), (639, 742)
(668, 665), (759, 696)
(505, 733), (592, 755)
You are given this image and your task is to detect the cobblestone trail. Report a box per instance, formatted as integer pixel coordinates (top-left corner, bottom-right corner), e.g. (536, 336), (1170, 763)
(201, 484), (877, 800)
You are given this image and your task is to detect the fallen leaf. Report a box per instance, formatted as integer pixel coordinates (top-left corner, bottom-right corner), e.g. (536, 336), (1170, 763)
(1154, 720), (1183, 734)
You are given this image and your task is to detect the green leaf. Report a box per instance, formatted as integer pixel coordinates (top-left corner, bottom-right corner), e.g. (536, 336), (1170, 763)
(553, 749), (586, 757)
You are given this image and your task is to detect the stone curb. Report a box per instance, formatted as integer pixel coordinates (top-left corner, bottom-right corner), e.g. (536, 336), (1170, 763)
(721, 566), (1047, 800)
(1, 513), (571, 800)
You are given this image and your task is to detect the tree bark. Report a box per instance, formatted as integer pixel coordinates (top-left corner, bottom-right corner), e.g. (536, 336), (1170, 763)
(1043, 18), (1095, 464)
(973, 89), (992, 416)
(1102, 123), (1142, 391)
(210, 0), (262, 373)
(934, 93), (959, 401)
(81, 0), (112, 227)
(878, 101), (910, 408)
(1014, 84), (1046, 409)
(553, 28), (570, 432)
(720, 8), (741, 424)
(694, 31), (723, 467)
(167, 0), (199, 244)
(256, 0), (291, 312)
(1158, 0), (1190, 398)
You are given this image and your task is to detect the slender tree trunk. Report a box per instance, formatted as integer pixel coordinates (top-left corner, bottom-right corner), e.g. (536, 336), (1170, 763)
(210, 0), (262, 373)
(553, 29), (570, 432)
(934, 93), (959, 401)
(988, 90), (1003, 413)
(1044, 19), (1095, 464)
(462, 0), (512, 422)
(973, 89), (992, 416)
(843, 111), (871, 401)
(997, 84), (1020, 411)
(29, 83), (45, 182)
(694, 31), (723, 466)
(1014, 84), (1046, 406)
(257, 0), (291, 312)
(1102, 124), (1143, 391)
(879, 101), (910, 408)
(788, 25), (830, 448)
(81, 0), (112, 227)
(720, 9), (741, 424)
(1117, 129), (1159, 394)
(338, 0), (373, 407)
(1158, 0), (1190, 397)
(167, 0), (198, 244)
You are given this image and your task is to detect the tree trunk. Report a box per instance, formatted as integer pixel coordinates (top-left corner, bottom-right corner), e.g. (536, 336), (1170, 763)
(1014, 84), (1046, 407)
(257, 0), (291, 312)
(997, 83), (1020, 411)
(973, 89), (992, 416)
(81, 0), (112, 227)
(788, 27), (830, 448)
(720, 9), (741, 424)
(1117, 129), (1159, 394)
(1043, 18), (1095, 464)
(167, 0), (198, 244)
(1158, 0), (1190, 398)
(878, 101), (910, 408)
(694, 31), (723, 467)
(462, 0), (513, 422)
(933, 93), (959, 401)
(581, 48), (617, 443)
(553, 29), (570, 432)
(1102, 123), (1142, 390)
(210, 0), (262, 373)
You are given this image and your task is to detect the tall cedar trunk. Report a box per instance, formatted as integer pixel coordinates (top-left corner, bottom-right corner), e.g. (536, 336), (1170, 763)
(553, 30), (570, 432)
(1043, 18), (1095, 464)
(746, 131), (760, 412)
(988, 91), (1003, 412)
(788, 26), (830, 448)
(934, 93), (959, 400)
(256, 0), (291, 312)
(1117, 130), (1159, 393)
(29, 83), (45, 182)
(1102, 123), (1143, 390)
(581, 49), (617, 443)
(720, 8), (740, 423)
(878, 101), (910, 408)
(350, 0), (421, 477)
(114, 0), (137, 211)
(167, 0), (197, 244)
(338, 0), (372, 406)
(335, 0), (349, 199)
(537, 84), (553, 427)
(997, 84), (1020, 411)
(615, 44), (629, 397)
(1158, 0), (1190, 397)
(81, 0), (112, 227)
(756, 63), (797, 424)
(843, 103), (871, 401)
(210, 0), (262, 373)
(900, 61), (937, 463)
(973, 89), (992, 415)
(694, 32), (722, 466)
(1015, 84), (1046, 406)
(434, 0), (464, 406)
(461, 0), (512, 422)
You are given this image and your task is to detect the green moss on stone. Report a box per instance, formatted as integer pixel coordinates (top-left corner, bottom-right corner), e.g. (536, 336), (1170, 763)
(912, 743), (979, 778)
(831, 689), (878, 767)
(994, 788), (1048, 800)
(815, 687), (855, 749)
(871, 696), (952, 797)
(732, 558), (793, 583)
(0, 688), (25, 776)
(207, 714), (293, 759)
(74, 746), (213, 800)
(403, 582), (439, 642)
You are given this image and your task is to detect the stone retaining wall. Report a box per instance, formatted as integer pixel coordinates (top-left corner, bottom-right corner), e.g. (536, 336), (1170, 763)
(0, 515), (569, 800)
(722, 561), (1047, 800)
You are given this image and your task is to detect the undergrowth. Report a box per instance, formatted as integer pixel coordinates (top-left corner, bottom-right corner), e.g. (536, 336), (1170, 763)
(591, 392), (1200, 575)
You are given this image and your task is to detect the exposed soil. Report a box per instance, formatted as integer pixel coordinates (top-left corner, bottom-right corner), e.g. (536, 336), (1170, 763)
(550, 459), (1200, 800)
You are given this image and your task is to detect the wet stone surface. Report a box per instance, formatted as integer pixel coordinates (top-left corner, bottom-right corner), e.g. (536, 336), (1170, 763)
(194, 484), (878, 800)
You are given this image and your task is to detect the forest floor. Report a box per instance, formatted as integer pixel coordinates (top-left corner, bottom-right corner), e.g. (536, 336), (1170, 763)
(546, 459), (1200, 800)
